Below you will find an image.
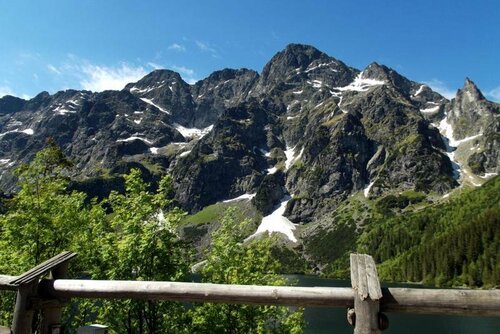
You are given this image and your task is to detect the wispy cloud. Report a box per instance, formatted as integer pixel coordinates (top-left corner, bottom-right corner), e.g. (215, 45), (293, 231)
(147, 62), (164, 70)
(172, 65), (199, 84)
(47, 64), (62, 75)
(487, 86), (500, 102)
(423, 79), (456, 100)
(79, 63), (147, 91)
(0, 86), (14, 98)
(47, 56), (148, 92)
(168, 43), (186, 52)
(195, 40), (218, 57)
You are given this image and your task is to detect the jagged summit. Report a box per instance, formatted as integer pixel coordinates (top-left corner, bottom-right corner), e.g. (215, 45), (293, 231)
(458, 77), (485, 101)
(125, 69), (186, 91)
(0, 43), (497, 217)
(259, 43), (332, 82)
(198, 68), (259, 83)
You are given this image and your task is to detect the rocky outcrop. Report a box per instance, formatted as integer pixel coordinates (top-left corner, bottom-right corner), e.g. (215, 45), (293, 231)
(0, 43), (497, 221)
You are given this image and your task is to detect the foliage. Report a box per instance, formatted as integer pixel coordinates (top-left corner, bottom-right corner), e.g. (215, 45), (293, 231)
(189, 208), (304, 334)
(0, 144), (305, 333)
(0, 142), (96, 328)
(82, 169), (190, 333)
(358, 176), (500, 287)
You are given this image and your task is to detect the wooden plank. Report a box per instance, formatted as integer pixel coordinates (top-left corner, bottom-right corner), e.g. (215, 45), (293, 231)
(382, 287), (500, 316)
(11, 283), (36, 334)
(37, 279), (500, 316)
(0, 326), (11, 334)
(40, 262), (70, 334)
(0, 275), (18, 291)
(40, 279), (354, 308)
(350, 254), (381, 334)
(364, 255), (382, 300)
(10, 251), (77, 286)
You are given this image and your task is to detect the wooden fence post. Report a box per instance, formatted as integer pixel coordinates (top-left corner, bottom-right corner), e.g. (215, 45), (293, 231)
(8, 252), (77, 334)
(11, 283), (37, 334)
(349, 253), (384, 334)
(40, 262), (70, 334)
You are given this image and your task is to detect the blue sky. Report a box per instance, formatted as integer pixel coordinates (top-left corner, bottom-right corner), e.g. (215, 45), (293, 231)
(0, 0), (499, 101)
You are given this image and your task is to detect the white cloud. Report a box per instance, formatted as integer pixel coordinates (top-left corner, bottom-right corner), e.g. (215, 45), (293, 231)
(0, 86), (14, 98)
(147, 62), (164, 70)
(79, 63), (147, 91)
(168, 43), (186, 52)
(423, 79), (456, 100)
(47, 64), (62, 75)
(195, 40), (218, 57)
(50, 56), (148, 92)
(486, 86), (500, 102)
(172, 65), (199, 84)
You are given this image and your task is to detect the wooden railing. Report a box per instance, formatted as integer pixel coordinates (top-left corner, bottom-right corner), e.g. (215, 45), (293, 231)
(1, 252), (499, 334)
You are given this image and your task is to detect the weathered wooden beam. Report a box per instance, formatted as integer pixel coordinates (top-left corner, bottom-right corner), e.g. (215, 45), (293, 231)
(382, 287), (500, 316)
(11, 283), (36, 334)
(38, 279), (500, 317)
(9, 251), (77, 286)
(0, 275), (18, 291)
(40, 262), (70, 334)
(9, 252), (77, 334)
(0, 325), (11, 334)
(350, 253), (383, 334)
(40, 279), (355, 308)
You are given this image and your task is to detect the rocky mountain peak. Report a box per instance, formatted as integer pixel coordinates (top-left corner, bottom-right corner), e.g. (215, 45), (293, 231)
(361, 62), (390, 81)
(201, 68), (259, 83)
(260, 44), (330, 82)
(125, 69), (185, 91)
(458, 77), (485, 102)
(0, 95), (25, 114)
(276, 43), (326, 66)
(0, 44), (497, 217)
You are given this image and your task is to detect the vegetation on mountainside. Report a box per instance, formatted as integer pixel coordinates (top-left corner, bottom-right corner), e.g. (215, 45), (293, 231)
(358, 176), (500, 287)
(190, 208), (304, 333)
(0, 144), (304, 333)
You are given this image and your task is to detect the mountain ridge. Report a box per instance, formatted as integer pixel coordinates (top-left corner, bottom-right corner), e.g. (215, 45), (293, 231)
(0, 43), (498, 220)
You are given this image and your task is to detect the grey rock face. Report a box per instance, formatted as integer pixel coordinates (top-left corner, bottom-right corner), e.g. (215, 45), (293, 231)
(0, 44), (497, 221)
(191, 68), (259, 127)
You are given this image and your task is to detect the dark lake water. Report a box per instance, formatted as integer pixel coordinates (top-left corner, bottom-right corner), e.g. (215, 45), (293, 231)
(287, 275), (500, 334)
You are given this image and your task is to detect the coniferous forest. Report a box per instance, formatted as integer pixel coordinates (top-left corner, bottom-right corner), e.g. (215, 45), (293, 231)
(358, 176), (499, 287)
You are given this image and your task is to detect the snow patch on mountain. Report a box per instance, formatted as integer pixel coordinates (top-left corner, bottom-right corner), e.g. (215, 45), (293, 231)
(223, 193), (256, 203)
(0, 128), (34, 137)
(246, 196), (297, 243)
(140, 98), (170, 114)
(173, 124), (213, 139)
(414, 85), (426, 96)
(364, 181), (375, 198)
(335, 73), (385, 92)
(305, 61), (337, 73)
(284, 146), (304, 170)
(117, 135), (153, 145)
(420, 106), (440, 113)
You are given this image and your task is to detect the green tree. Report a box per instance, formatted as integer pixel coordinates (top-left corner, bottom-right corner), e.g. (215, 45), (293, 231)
(90, 169), (190, 333)
(190, 208), (304, 334)
(0, 142), (97, 327)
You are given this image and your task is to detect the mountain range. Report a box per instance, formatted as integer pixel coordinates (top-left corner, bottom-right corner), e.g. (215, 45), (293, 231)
(0, 44), (498, 273)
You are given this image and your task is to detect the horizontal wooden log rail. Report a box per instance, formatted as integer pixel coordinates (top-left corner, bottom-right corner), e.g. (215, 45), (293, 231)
(1, 252), (499, 333)
(35, 279), (500, 317)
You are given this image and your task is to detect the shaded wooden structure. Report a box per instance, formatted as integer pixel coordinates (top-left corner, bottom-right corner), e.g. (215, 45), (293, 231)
(2, 252), (76, 334)
(1, 252), (499, 334)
